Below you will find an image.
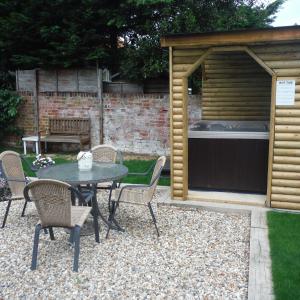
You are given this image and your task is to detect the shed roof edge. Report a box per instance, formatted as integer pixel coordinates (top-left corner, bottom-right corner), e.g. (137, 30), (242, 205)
(160, 26), (300, 47)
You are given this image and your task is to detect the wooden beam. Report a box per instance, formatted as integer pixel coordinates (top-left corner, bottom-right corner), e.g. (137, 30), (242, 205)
(267, 75), (277, 207)
(161, 26), (300, 47)
(169, 47), (174, 199)
(184, 48), (212, 78)
(182, 77), (188, 199)
(245, 47), (276, 76)
(210, 46), (247, 52)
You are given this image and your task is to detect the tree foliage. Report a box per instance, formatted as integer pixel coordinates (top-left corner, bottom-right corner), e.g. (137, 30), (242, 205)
(0, 90), (23, 140)
(0, 0), (284, 80)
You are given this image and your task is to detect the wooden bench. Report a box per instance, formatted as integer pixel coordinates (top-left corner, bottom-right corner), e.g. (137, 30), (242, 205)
(43, 118), (91, 151)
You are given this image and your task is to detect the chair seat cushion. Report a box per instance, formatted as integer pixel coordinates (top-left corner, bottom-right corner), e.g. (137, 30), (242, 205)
(71, 206), (92, 227)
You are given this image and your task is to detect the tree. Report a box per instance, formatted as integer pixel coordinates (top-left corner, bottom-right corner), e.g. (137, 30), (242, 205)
(0, 90), (23, 140)
(0, 0), (284, 80)
(120, 0), (285, 80)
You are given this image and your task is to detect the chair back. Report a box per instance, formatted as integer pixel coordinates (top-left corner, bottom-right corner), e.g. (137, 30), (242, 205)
(91, 145), (118, 163)
(49, 118), (90, 135)
(24, 179), (72, 228)
(148, 156), (166, 198)
(0, 151), (26, 198)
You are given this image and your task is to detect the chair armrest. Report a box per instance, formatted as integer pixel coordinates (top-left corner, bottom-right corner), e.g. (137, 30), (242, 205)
(127, 161), (155, 176)
(116, 184), (150, 202)
(116, 166), (164, 202)
(118, 166), (163, 195)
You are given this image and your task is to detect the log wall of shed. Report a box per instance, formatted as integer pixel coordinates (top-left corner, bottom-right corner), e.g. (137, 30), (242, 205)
(170, 42), (300, 210)
(251, 43), (300, 210)
(202, 52), (271, 120)
(171, 48), (207, 199)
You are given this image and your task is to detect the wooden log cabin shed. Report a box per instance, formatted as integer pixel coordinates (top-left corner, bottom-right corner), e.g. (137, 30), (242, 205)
(161, 26), (300, 210)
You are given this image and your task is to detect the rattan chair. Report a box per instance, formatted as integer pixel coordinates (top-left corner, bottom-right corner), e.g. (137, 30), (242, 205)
(91, 144), (123, 208)
(24, 179), (96, 272)
(106, 156), (166, 238)
(91, 144), (120, 163)
(0, 151), (29, 228)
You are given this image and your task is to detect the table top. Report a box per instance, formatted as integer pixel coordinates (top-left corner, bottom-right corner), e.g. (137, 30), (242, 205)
(37, 162), (128, 185)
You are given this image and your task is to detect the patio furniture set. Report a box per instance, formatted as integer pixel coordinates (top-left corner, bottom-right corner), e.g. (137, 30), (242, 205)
(0, 146), (166, 272)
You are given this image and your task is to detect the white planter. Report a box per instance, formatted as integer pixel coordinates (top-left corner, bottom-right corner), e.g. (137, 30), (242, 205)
(77, 151), (93, 171)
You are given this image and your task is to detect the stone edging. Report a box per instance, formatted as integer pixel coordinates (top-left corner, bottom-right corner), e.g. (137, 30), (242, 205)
(248, 209), (273, 300)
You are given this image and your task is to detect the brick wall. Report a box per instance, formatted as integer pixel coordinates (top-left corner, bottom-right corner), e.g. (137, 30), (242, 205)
(11, 92), (201, 155)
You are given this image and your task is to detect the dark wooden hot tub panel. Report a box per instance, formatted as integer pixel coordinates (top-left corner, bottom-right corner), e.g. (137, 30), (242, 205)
(188, 138), (269, 194)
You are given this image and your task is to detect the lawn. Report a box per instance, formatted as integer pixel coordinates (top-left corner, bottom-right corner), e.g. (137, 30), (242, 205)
(267, 211), (300, 300)
(0, 146), (170, 186)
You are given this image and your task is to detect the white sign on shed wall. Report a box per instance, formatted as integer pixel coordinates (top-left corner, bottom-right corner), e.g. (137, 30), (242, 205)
(276, 79), (296, 106)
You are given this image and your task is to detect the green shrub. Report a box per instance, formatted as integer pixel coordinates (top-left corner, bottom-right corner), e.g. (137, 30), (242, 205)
(0, 89), (23, 141)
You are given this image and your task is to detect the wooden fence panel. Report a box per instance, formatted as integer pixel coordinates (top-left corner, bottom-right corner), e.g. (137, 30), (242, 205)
(16, 69), (100, 93)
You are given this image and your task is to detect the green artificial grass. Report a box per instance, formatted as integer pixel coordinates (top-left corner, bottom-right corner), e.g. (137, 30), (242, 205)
(123, 159), (170, 186)
(22, 155), (71, 177)
(23, 158), (170, 186)
(0, 146), (170, 186)
(267, 211), (300, 300)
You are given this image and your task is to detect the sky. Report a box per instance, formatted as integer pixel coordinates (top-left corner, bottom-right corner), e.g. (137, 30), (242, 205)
(272, 0), (300, 26)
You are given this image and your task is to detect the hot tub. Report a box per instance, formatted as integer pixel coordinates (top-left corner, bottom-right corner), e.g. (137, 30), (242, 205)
(188, 120), (269, 139)
(188, 121), (269, 193)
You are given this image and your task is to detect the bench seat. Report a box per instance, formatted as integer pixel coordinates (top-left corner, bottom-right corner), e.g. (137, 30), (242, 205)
(43, 135), (90, 144)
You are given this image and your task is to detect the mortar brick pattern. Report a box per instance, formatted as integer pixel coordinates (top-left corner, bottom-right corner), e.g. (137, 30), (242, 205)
(10, 93), (201, 155)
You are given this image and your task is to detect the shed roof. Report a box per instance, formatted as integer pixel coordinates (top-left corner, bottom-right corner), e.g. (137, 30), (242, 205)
(160, 26), (300, 47)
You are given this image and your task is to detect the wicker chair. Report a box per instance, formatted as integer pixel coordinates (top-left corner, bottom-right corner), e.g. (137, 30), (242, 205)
(0, 151), (29, 228)
(106, 156), (166, 238)
(91, 144), (120, 163)
(24, 179), (96, 272)
(91, 145), (123, 208)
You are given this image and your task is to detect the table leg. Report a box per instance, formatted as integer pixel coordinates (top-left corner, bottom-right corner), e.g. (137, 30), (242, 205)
(23, 141), (27, 155)
(71, 190), (76, 206)
(91, 184), (124, 232)
(91, 184), (100, 243)
(108, 181), (117, 213)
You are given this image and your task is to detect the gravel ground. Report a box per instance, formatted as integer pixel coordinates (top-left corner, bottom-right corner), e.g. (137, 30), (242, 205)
(0, 190), (250, 299)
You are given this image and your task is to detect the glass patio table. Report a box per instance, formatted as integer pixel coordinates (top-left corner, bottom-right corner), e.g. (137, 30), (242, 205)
(37, 162), (128, 243)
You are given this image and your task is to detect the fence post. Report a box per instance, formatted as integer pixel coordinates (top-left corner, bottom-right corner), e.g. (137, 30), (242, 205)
(33, 69), (41, 154)
(97, 65), (103, 144)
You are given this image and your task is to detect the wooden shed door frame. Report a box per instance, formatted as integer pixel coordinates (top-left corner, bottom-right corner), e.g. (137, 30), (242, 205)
(177, 45), (276, 205)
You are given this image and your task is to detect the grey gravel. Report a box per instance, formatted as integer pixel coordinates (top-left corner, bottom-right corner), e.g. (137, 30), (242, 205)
(0, 190), (250, 299)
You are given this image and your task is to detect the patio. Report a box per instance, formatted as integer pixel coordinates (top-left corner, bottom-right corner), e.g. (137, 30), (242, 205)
(0, 189), (250, 299)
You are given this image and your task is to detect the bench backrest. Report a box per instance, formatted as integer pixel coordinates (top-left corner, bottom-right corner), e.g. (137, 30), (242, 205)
(49, 118), (90, 135)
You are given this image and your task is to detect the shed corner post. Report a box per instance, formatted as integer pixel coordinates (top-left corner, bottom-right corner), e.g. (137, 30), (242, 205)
(182, 76), (189, 200)
(266, 75), (277, 207)
(169, 46), (175, 199)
